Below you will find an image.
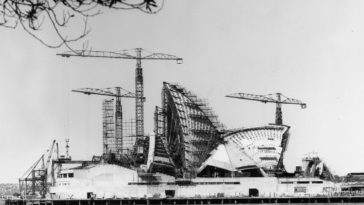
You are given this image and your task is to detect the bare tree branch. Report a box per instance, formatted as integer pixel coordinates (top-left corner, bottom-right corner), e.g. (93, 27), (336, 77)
(0, 0), (164, 51)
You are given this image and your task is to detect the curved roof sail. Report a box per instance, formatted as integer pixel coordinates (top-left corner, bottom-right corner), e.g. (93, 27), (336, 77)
(151, 82), (223, 177)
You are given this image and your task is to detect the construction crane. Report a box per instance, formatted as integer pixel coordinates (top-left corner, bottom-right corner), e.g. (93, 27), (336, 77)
(19, 140), (58, 199)
(225, 92), (306, 125)
(58, 48), (182, 162)
(72, 87), (136, 160)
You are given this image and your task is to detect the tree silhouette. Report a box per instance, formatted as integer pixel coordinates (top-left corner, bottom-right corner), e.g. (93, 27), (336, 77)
(0, 0), (163, 50)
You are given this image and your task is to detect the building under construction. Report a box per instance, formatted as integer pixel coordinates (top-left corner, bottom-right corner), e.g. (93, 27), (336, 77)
(150, 82), (224, 178)
(90, 82), (303, 179)
(149, 82), (297, 179)
(18, 81), (342, 199)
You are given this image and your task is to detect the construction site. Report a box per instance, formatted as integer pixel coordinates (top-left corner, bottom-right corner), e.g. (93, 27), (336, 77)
(14, 48), (363, 202)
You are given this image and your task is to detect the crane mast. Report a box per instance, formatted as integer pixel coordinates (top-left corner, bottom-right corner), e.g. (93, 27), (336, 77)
(135, 48), (144, 139)
(276, 93), (283, 125)
(226, 92), (306, 125)
(115, 87), (122, 156)
(58, 48), (182, 163)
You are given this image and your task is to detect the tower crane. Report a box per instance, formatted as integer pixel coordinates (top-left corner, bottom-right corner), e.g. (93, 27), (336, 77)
(72, 87), (136, 159)
(225, 92), (306, 125)
(58, 48), (183, 155)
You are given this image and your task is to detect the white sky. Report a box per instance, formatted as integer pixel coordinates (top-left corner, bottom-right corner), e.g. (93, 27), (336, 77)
(1, 0), (364, 183)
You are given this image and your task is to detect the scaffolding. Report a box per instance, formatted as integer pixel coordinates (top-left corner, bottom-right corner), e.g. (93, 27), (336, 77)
(153, 82), (224, 178)
(149, 106), (175, 175)
(122, 118), (136, 155)
(101, 99), (142, 165)
(73, 86), (136, 162)
(102, 99), (117, 160)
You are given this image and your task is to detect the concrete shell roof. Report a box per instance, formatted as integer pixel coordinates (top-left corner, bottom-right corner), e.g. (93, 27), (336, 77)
(198, 124), (290, 174)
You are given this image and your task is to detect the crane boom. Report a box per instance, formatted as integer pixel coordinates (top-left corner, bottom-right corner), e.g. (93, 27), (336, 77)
(226, 92), (306, 125)
(72, 87), (136, 98)
(58, 48), (182, 164)
(45, 140), (57, 169)
(226, 92), (306, 107)
(57, 49), (183, 62)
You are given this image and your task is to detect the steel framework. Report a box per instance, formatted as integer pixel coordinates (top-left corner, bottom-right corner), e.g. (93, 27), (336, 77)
(122, 118), (136, 154)
(19, 140), (58, 198)
(151, 82), (224, 178)
(58, 49), (182, 159)
(72, 87), (136, 160)
(102, 99), (117, 159)
(149, 106), (175, 175)
(222, 125), (290, 174)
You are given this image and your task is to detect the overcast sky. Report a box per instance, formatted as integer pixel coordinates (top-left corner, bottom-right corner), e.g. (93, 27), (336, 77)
(1, 1), (364, 183)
